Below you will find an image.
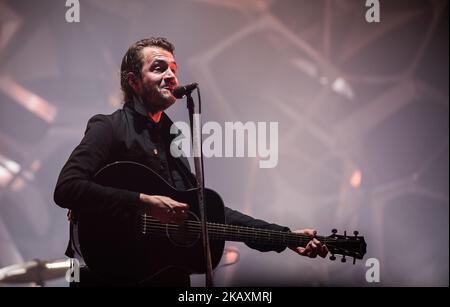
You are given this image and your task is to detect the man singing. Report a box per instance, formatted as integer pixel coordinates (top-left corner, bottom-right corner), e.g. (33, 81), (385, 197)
(54, 37), (328, 287)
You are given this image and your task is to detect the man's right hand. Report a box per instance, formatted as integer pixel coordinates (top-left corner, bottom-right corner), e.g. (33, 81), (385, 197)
(139, 194), (189, 224)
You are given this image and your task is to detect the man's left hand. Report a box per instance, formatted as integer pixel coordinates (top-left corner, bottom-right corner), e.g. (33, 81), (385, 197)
(289, 228), (328, 258)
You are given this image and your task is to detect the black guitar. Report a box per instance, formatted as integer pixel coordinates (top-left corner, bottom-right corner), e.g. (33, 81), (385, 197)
(74, 161), (367, 284)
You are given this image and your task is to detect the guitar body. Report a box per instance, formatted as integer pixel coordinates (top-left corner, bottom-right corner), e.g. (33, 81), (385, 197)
(76, 161), (225, 285)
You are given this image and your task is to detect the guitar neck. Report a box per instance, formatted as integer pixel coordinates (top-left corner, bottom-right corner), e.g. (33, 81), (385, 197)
(142, 217), (327, 248)
(141, 216), (366, 260)
(206, 222), (328, 248)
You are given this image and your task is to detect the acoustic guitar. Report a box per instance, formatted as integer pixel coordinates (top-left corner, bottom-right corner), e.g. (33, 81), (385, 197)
(74, 161), (367, 284)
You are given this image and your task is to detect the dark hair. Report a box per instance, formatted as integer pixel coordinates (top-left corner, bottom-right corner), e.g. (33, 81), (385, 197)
(120, 37), (175, 102)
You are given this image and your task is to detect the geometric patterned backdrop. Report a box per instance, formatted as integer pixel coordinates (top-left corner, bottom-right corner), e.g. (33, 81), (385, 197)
(0, 0), (448, 286)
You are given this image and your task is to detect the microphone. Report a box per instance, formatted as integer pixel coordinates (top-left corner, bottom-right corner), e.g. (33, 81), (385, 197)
(173, 82), (198, 99)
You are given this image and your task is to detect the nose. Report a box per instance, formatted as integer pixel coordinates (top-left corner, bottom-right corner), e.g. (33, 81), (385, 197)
(163, 69), (178, 87)
(164, 68), (176, 80)
(163, 69), (177, 87)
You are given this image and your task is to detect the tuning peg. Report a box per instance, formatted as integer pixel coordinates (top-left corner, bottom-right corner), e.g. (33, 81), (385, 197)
(353, 257), (356, 265)
(329, 254), (336, 261)
(341, 256), (346, 263)
(353, 230), (359, 237)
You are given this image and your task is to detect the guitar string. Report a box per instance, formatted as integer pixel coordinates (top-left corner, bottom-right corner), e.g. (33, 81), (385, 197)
(141, 218), (319, 243)
(141, 216), (336, 241)
(139, 222), (356, 255)
(140, 219), (359, 248)
(141, 218), (353, 245)
(141, 224), (313, 246)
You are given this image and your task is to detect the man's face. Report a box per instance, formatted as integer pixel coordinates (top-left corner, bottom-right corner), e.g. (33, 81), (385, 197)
(133, 46), (179, 113)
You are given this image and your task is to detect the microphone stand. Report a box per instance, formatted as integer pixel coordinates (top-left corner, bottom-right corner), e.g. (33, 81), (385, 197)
(186, 89), (214, 287)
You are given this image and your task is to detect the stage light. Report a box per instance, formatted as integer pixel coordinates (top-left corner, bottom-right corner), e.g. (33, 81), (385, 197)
(224, 246), (240, 265)
(2, 159), (21, 174)
(45, 259), (70, 270)
(0, 154), (21, 187)
(0, 164), (13, 187)
(0, 75), (57, 123)
(331, 77), (354, 100)
(350, 170), (362, 189)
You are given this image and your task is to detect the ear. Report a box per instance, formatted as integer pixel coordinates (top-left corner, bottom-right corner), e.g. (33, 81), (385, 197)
(127, 72), (141, 94)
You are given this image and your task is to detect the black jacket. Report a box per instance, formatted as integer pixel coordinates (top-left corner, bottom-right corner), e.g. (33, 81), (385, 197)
(54, 98), (289, 254)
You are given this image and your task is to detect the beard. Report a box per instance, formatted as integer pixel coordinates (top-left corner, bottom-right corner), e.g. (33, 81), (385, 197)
(140, 82), (176, 113)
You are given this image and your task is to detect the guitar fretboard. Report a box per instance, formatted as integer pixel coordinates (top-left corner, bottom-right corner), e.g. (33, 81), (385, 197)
(141, 216), (332, 248)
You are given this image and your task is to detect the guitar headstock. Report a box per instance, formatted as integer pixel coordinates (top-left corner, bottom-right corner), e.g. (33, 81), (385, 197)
(325, 229), (367, 264)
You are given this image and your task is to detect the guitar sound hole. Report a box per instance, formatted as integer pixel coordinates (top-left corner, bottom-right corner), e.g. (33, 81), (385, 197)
(166, 211), (201, 247)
